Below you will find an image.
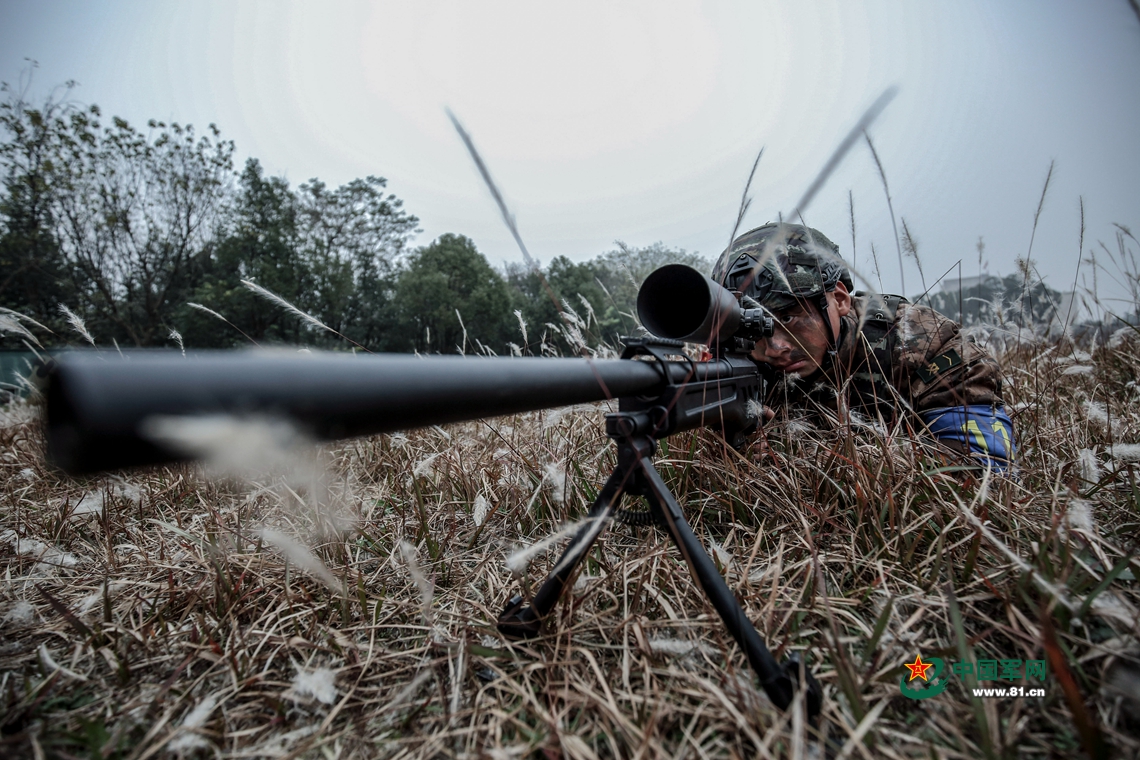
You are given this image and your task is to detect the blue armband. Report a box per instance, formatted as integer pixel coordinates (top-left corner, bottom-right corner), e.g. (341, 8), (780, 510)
(919, 405), (1016, 471)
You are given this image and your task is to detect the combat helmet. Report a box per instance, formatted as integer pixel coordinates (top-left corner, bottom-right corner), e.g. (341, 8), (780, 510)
(711, 223), (853, 313)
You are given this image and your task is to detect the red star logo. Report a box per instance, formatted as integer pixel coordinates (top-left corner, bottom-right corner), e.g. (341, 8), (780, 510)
(905, 654), (934, 682)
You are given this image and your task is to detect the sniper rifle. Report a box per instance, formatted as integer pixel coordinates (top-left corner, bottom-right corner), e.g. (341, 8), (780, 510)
(43, 263), (822, 718)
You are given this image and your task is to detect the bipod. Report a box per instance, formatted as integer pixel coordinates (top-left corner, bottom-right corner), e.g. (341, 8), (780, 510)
(497, 409), (822, 720)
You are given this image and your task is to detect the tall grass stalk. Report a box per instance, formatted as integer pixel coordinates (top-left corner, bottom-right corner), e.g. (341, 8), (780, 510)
(864, 131), (905, 296)
(187, 302), (261, 346)
(57, 304), (95, 347)
(241, 279), (372, 353)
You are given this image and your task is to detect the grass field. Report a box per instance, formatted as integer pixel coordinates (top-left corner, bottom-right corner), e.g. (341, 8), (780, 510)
(1, 323), (1139, 759)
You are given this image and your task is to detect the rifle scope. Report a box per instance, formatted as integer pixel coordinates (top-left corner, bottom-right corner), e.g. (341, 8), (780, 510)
(636, 264), (773, 346)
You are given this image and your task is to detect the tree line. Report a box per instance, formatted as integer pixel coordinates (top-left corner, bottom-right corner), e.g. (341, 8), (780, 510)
(0, 81), (707, 354)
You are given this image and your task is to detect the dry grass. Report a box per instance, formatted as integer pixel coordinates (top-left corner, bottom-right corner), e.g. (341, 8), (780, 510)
(2, 331), (1140, 759)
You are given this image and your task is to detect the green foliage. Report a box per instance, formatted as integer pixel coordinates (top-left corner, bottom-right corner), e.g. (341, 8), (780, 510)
(391, 233), (513, 353)
(0, 78), (419, 351)
(595, 241), (711, 312)
(182, 159), (303, 346)
(51, 114), (233, 346)
(181, 161), (419, 349)
(0, 76), (234, 346)
(507, 242), (711, 354)
(0, 79), (79, 336)
(506, 255), (610, 354)
(294, 174), (419, 348)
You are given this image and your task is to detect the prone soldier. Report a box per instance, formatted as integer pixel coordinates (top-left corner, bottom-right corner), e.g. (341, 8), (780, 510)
(710, 222), (1016, 470)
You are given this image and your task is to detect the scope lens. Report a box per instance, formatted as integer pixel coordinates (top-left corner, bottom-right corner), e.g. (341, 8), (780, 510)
(637, 265), (711, 340)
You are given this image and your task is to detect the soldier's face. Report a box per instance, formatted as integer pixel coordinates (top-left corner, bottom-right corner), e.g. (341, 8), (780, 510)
(752, 283), (851, 377)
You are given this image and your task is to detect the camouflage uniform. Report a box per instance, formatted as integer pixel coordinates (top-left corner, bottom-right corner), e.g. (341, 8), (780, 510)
(713, 222), (1015, 467)
(766, 293), (1005, 425)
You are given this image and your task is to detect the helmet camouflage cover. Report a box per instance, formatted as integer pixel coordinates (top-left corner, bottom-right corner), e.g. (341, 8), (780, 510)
(710, 223), (854, 312)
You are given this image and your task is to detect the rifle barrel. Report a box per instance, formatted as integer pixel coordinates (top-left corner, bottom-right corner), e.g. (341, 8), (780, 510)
(46, 350), (675, 474)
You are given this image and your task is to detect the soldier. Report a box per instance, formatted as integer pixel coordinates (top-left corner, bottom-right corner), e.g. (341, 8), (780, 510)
(711, 222), (1015, 470)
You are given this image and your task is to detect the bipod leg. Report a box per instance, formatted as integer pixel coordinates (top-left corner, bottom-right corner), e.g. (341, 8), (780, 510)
(497, 461), (630, 639)
(637, 456), (822, 719)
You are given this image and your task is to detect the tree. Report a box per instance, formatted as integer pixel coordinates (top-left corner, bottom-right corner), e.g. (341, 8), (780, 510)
(1, 76), (425, 352)
(506, 256), (613, 354)
(0, 75), (79, 343)
(390, 234), (512, 353)
(186, 166), (421, 349)
(295, 175), (419, 349)
(3, 71), (239, 347)
(593, 241), (711, 327)
(31, 105), (235, 346)
(183, 159), (305, 347)
(505, 242), (712, 354)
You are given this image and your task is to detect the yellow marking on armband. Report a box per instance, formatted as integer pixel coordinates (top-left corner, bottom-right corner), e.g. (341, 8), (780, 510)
(992, 421), (1011, 454)
(962, 420), (987, 450)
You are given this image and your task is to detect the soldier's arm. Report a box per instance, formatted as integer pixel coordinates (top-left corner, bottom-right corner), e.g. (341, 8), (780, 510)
(894, 304), (1016, 471)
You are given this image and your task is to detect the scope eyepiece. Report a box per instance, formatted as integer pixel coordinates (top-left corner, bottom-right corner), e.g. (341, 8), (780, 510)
(738, 308), (774, 342)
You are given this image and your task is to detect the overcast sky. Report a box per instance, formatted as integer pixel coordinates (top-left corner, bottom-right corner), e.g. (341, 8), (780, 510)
(3, 1), (1139, 310)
